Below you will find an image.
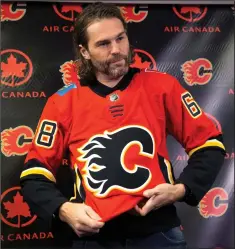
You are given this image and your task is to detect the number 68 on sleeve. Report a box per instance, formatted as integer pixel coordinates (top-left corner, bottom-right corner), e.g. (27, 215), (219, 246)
(35, 120), (58, 149)
(181, 92), (202, 119)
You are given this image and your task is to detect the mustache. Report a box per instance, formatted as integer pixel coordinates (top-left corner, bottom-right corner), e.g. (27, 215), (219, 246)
(107, 54), (127, 64)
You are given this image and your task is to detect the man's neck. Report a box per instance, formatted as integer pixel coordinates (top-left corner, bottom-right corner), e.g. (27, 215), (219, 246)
(96, 72), (124, 88)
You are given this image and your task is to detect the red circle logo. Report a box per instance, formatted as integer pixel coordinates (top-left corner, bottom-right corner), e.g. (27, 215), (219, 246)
(1, 186), (37, 228)
(53, 3), (83, 21)
(1, 49), (33, 87)
(131, 49), (157, 70)
(173, 6), (207, 22)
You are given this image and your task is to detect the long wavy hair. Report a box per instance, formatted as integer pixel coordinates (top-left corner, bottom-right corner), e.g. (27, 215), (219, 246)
(72, 2), (135, 85)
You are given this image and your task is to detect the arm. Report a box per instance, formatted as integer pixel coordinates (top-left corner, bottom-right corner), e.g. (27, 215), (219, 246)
(20, 97), (69, 221)
(134, 74), (226, 216)
(165, 76), (226, 205)
(20, 95), (104, 236)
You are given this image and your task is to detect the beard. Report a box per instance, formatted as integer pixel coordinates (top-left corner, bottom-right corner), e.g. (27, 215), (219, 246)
(90, 50), (132, 80)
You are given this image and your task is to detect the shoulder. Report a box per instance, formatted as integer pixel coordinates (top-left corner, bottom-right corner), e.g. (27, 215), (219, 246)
(136, 68), (179, 93)
(45, 82), (79, 123)
(50, 82), (78, 106)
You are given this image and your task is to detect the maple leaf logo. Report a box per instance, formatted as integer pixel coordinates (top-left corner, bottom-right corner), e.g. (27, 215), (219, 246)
(61, 4), (83, 14)
(1, 53), (27, 79)
(131, 54), (151, 69)
(180, 6), (201, 14)
(3, 191), (31, 228)
(1, 186), (37, 228)
(53, 4), (83, 21)
(130, 49), (157, 70)
(173, 6), (207, 22)
(1, 49), (33, 87)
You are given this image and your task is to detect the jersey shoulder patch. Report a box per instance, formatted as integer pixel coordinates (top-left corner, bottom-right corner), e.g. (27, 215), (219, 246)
(56, 83), (77, 96)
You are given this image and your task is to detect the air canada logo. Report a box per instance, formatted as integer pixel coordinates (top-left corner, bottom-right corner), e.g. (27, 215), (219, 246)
(131, 49), (157, 70)
(1, 49), (33, 87)
(1, 3), (27, 22)
(1, 126), (34, 157)
(164, 5), (220, 33)
(173, 6), (207, 22)
(1, 49), (46, 98)
(43, 4), (83, 32)
(1, 186), (37, 228)
(119, 5), (148, 23)
(53, 3), (83, 21)
(78, 125), (155, 197)
(181, 58), (213, 86)
(198, 187), (228, 218)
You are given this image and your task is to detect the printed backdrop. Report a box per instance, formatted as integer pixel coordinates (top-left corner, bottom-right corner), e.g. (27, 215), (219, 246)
(1, 2), (234, 249)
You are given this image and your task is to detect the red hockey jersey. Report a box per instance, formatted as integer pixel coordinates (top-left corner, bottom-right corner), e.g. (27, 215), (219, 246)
(20, 69), (225, 222)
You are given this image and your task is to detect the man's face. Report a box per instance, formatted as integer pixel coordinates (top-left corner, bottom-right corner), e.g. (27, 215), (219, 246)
(84, 18), (131, 79)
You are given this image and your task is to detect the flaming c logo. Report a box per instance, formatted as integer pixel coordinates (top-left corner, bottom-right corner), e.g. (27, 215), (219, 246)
(173, 6), (207, 22)
(120, 5), (148, 23)
(198, 187), (228, 218)
(1, 126), (34, 157)
(59, 49), (157, 85)
(1, 49), (33, 87)
(181, 58), (213, 86)
(53, 3), (83, 21)
(1, 3), (26, 22)
(1, 186), (37, 228)
(78, 125), (154, 197)
(59, 60), (80, 86)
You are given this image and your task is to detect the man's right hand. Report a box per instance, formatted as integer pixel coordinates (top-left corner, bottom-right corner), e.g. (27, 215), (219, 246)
(58, 202), (105, 237)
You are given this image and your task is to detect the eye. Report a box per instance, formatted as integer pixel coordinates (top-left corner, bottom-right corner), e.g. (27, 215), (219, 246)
(117, 36), (124, 41)
(98, 42), (110, 47)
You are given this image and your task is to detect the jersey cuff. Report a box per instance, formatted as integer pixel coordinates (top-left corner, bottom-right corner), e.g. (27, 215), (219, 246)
(188, 138), (225, 157)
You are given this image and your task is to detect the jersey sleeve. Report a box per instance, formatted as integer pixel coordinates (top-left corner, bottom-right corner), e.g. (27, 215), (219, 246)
(164, 76), (226, 205)
(21, 97), (67, 182)
(20, 97), (69, 220)
(165, 76), (225, 156)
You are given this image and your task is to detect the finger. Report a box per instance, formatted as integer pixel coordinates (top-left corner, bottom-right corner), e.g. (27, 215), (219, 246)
(143, 188), (159, 198)
(141, 194), (168, 215)
(143, 183), (171, 198)
(76, 231), (96, 238)
(128, 208), (141, 216)
(75, 223), (100, 234)
(134, 204), (142, 214)
(137, 196), (159, 216)
(85, 205), (102, 221)
(82, 212), (105, 229)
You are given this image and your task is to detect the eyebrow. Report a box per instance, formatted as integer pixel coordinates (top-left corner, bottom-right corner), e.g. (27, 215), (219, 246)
(95, 31), (126, 46)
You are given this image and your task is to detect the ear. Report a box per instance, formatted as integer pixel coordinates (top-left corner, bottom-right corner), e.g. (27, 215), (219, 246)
(79, 45), (90, 60)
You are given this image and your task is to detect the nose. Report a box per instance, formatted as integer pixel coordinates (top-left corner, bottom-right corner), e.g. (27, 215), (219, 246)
(110, 41), (120, 55)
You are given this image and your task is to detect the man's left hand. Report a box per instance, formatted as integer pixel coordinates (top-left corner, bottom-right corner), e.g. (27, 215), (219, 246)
(133, 183), (186, 216)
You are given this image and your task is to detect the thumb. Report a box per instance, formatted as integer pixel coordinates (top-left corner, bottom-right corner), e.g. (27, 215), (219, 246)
(143, 188), (156, 198)
(85, 205), (102, 221)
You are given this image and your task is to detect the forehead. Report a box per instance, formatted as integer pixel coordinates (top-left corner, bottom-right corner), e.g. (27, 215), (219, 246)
(86, 18), (125, 44)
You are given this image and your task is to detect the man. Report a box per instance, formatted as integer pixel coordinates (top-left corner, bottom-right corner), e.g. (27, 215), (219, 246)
(20, 2), (226, 249)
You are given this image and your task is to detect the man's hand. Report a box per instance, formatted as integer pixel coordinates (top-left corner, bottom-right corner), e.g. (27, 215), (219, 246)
(59, 202), (105, 237)
(133, 183), (186, 216)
